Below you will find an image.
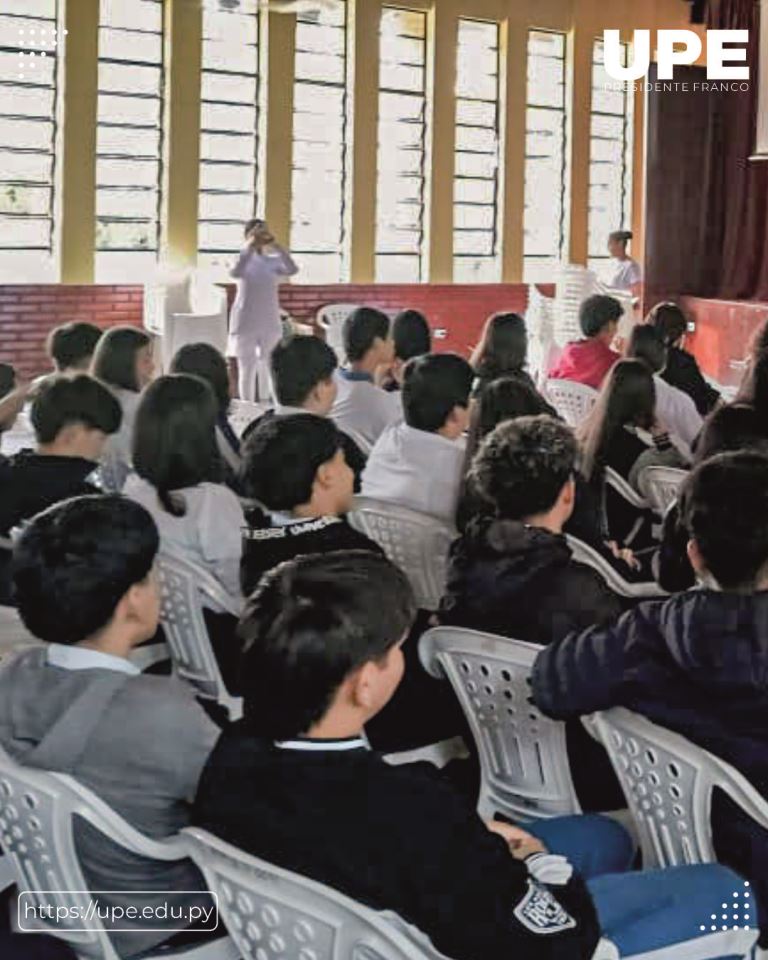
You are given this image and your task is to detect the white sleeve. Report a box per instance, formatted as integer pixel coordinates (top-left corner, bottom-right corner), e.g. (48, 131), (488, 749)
(675, 389), (704, 447)
(627, 260), (642, 284)
(269, 245), (299, 277)
(229, 246), (253, 279)
(197, 485), (245, 600)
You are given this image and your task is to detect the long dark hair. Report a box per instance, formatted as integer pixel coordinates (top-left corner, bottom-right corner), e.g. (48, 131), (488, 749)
(170, 342), (230, 416)
(646, 302), (687, 348)
(465, 376), (553, 470)
(472, 313), (528, 382)
(578, 359), (656, 481)
(91, 326), (151, 393)
(132, 374), (222, 516)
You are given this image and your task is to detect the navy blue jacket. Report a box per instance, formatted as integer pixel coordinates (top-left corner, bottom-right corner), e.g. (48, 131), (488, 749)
(531, 589), (768, 940)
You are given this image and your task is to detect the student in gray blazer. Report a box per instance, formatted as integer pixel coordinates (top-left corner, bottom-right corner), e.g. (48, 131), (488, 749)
(0, 495), (221, 958)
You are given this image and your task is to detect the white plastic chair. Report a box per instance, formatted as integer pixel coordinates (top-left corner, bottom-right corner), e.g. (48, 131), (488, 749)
(639, 465), (688, 517)
(587, 707), (768, 874)
(228, 398), (268, 438)
(545, 379), (598, 427)
(0, 749), (237, 960)
(183, 827), (452, 960)
(419, 626), (580, 821)
(157, 547), (244, 721)
(604, 466), (649, 512)
(317, 303), (361, 361)
(565, 535), (668, 599)
(347, 497), (456, 611)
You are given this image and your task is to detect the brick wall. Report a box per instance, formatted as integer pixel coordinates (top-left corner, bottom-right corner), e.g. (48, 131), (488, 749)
(0, 285), (143, 378)
(0, 282), (547, 377)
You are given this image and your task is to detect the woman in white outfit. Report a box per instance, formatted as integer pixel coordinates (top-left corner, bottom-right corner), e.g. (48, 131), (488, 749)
(228, 218), (299, 401)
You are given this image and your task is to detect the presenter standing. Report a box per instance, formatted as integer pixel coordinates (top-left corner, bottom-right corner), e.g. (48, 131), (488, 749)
(228, 219), (298, 401)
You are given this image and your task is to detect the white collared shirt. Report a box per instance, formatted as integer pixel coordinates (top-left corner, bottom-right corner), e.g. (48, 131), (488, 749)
(361, 422), (465, 523)
(654, 374), (702, 451)
(47, 643), (140, 676)
(330, 373), (402, 451)
(606, 257), (642, 291)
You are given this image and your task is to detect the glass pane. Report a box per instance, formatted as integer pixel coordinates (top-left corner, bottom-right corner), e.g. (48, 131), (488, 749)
(454, 256), (500, 283)
(202, 72), (257, 105)
(0, 184), (51, 216)
(96, 219), (156, 250)
(200, 162), (255, 193)
(0, 214), (50, 247)
(98, 27), (162, 64)
(376, 254), (420, 283)
(201, 102), (256, 134)
(292, 252), (343, 283)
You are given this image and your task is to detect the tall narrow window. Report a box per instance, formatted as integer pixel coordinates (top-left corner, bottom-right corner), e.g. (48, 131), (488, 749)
(375, 7), (427, 283)
(588, 37), (633, 277)
(0, 0), (59, 282)
(198, 3), (259, 277)
(524, 29), (568, 283)
(96, 0), (164, 282)
(290, 1), (348, 283)
(453, 19), (501, 283)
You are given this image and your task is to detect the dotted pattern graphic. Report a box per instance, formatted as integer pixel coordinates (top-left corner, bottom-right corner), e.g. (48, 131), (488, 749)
(698, 883), (752, 933)
(15, 25), (67, 80)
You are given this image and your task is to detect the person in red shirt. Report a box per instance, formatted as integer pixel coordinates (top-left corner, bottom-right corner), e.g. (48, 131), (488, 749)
(549, 294), (622, 390)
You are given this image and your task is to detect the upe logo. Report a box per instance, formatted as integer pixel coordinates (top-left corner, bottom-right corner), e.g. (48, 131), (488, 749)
(603, 29), (749, 81)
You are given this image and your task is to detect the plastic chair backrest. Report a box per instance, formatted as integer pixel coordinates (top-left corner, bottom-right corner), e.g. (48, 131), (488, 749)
(604, 466), (649, 510)
(587, 707), (768, 869)
(228, 399), (267, 438)
(347, 497), (456, 611)
(157, 547), (244, 720)
(545, 379), (598, 428)
(0, 747), (188, 959)
(183, 828), (449, 960)
(419, 627), (580, 820)
(565, 535), (667, 599)
(639, 466), (688, 517)
(316, 304), (361, 360)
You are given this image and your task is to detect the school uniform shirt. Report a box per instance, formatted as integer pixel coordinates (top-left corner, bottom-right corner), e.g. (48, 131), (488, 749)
(606, 258), (641, 291)
(330, 370), (402, 452)
(361, 423), (465, 523)
(194, 726), (601, 960)
(0, 645), (219, 957)
(100, 386), (140, 491)
(661, 346), (721, 416)
(548, 340), (621, 391)
(241, 512), (382, 596)
(124, 474), (244, 605)
(652, 374), (702, 451)
(530, 589), (768, 944)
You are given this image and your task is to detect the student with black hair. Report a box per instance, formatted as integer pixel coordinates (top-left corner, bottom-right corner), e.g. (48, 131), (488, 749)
(240, 414), (379, 596)
(532, 450), (768, 946)
(548, 294), (623, 390)
(625, 324), (702, 452)
(647, 301), (720, 415)
(91, 326), (154, 489)
(47, 321), (103, 375)
(330, 307), (401, 449)
(0, 495), (219, 958)
(194, 550), (753, 960)
(124, 374), (244, 604)
(170, 342), (242, 485)
(0, 375), (121, 544)
(383, 309), (432, 390)
(605, 230), (641, 293)
(361, 353), (473, 522)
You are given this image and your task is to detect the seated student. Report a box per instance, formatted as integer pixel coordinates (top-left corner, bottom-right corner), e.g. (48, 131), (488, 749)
(361, 353), (473, 523)
(578, 359), (687, 547)
(625, 324), (702, 454)
(1, 495), (219, 958)
(45, 321), (103, 378)
(124, 374), (244, 604)
(382, 309), (432, 391)
(330, 307), (401, 450)
(91, 326), (154, 490)
(240, 414), (379, 596)
(194, 550), (754, 960)
(0, 376), (122, 603)
(648, 301), (720, 416)
(169, 342), (242, 490)
(548, 295), (623, 390)
(532, 450), (768, 946)
(242, 334), (367, 486)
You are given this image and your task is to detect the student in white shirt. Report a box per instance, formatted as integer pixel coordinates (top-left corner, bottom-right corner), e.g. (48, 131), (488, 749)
(606, 230), (642, 294)
(124, 374), (244, 605)
(626, 324), (702, 453)
(330, 307), (401, 451)
(362, 353), (474, 522)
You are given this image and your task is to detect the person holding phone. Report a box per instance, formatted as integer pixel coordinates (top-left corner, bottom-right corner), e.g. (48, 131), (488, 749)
(228, 219), (299, 402)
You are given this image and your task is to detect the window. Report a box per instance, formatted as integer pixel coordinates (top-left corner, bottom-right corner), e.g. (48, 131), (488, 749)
(453, 19), (501, 283)
(588, 38), (633, 277)
(524, 29), (568, 283)
(0, 0), (59, 282)
(95, 0), (164, 282)
(375, 7), (427, 283)
(198, 3), (259, 278)
(290, 1), (348, 283)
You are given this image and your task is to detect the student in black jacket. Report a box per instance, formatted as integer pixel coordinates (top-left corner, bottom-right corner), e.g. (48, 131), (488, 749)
(647, 301), (720, 416)
(532, 450), (768, 945)
(0, 376), (122, 603)
(194, 550), (753, 960)
(239, 413), (379, 596)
